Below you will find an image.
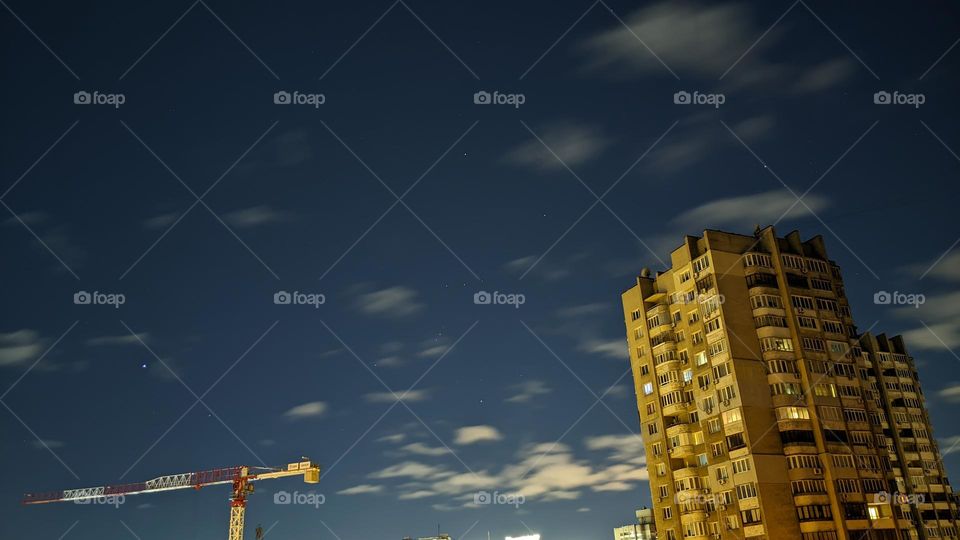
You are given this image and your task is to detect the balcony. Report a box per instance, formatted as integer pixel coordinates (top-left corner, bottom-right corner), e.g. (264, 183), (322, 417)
(669, 443), (695, 459)
(663, 403), (689, 418)
(666, 422), (692, 438)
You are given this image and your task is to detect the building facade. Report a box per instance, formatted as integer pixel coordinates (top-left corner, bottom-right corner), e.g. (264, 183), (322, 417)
(621, 227), (958, 540)
(615, 508), (658, 540)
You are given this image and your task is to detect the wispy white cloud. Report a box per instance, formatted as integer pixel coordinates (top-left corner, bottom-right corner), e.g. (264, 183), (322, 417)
(356, 286), (424, 318)
(504, 123), (610, 172)
(375, 356), (404, 368)
(577, 0), (854, 95)
(369, 461), (450, 479)
(418, 345), (448, 358)
(895, 291), (960, 351)
(364, 389), (431, 404)
(401, 442), (450, 456)
(673, 189), (830, 231)
(337, 484), (383, 495)
(283, 401), (328, 420)
(578, 338), (628, 360)
(454, 425), (503, 445)
(503, 255), (571, 281)
(86, 333), (148, 346)
(373, 435), (648, 506)
(584, 433), (647, 465)
(377, 433), (406, 444)
(578, 1), (759, 77)
(908, 251), (960, 282)
(399, 489), (437, 500)
(143, 213), (179, 230)
(31, 439), (64, 449)
(0, 329), (44, 367)
(792, 57), (856, 94)
(505, 380), (552, 403)
(223, 206), (288, 228)
(938, 384), (960, 403)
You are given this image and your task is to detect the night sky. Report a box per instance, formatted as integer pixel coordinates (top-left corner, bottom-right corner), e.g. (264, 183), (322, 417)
(2, 1), (960, 539)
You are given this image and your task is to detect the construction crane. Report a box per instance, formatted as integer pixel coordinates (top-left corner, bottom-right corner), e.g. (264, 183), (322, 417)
(23, 458), (321, 540)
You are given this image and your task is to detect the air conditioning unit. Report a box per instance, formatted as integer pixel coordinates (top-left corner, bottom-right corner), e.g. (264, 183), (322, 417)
(718, 504), (727, 511)
(718, 478), (727, 485)
(703, 488), (711, 494)
(797, 307), (805, 314)
(722, 398), (731, 406)
(813, 467), (823, 475)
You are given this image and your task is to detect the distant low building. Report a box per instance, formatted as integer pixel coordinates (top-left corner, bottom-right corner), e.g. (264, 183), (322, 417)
(416, 534), (452, 540)
(615, 508), (656, 540)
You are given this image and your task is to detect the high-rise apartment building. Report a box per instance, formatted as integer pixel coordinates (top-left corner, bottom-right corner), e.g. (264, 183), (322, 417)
(621, 227), (958, 540)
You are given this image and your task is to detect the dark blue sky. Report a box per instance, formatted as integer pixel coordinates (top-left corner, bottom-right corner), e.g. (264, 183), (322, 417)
(2, 1), (959, 539)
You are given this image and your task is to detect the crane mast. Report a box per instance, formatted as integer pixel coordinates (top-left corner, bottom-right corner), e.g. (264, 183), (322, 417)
(24, 458), (321, 540)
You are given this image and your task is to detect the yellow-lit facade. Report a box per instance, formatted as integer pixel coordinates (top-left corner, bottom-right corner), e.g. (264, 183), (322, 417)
(621, 227), (958, 540)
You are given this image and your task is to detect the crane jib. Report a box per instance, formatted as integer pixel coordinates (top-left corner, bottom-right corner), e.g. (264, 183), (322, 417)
(22, 467), (244, 503)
